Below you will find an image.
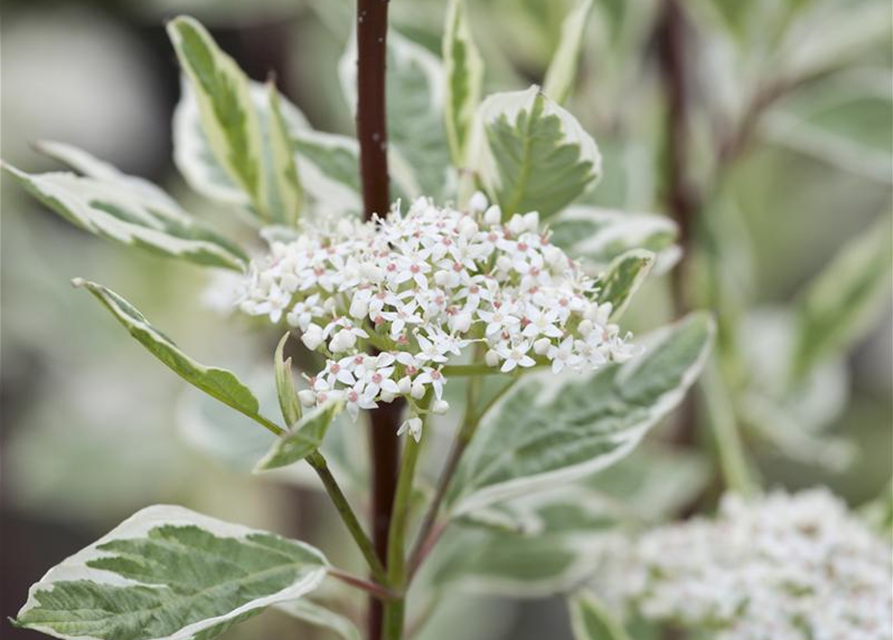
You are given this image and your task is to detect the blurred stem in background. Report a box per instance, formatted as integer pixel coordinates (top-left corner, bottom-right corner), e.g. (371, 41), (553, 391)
(354, 1), (402, 639)
(655, 0), (756, 498)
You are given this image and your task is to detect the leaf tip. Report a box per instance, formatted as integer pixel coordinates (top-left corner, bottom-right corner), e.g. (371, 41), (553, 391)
(70, 277), (87, 289)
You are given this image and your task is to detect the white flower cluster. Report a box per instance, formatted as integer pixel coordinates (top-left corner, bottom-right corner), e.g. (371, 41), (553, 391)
(604, 489), (892, 640)
(235, 195), (636, 437)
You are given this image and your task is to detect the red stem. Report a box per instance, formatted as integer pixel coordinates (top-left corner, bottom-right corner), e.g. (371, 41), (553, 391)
(355, 1), (398, 639)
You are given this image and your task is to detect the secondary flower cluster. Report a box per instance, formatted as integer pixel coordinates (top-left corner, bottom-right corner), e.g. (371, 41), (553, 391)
(235, 195), (636, 438)
(595, 489), (892, 640)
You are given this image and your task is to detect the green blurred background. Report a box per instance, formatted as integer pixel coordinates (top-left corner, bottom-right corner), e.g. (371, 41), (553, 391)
(1, 1), (890, 638)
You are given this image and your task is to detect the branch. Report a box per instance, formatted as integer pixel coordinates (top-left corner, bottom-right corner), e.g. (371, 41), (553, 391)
(355, 1), (397, 638)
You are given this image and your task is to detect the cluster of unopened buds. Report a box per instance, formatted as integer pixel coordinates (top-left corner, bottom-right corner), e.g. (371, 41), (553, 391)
(235, 194), (638, 440)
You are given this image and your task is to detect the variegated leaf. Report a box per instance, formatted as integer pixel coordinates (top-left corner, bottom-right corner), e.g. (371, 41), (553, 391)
(292, 129), (363, 218)
(429, 488), (620, 597)
(567, 592), (633, 640)
(428, 445), (709, 597)
(469, 86), (601, 218)
(267, 81), (303, 226)
(2, 147), (247, 271)
(595, 249), (655, 319)
(543, 0), (595, 105)
(792, 213), (893, 380)
(443, 0), (484, 166)
(74, 279), (281, 434)
(168, 16), (268, 219)
(14, 505), (327, 640)
(549, 205), (679, 274)
(255, 402), (342, 472)
(447, 312), (715, 515)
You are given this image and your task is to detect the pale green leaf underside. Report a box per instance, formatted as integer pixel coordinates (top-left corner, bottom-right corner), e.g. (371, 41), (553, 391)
(448, 312), (715, 515)
(73, 279), (279, 433)
(430, 488), (620, 596)
(792, 213), (893, 380)
(543, 0), (595, 105)
(568, 592), (633, 640)
(255, 402), (342, 472)
(443, 0), (484, 166)
(549, 205), (679, 273)
(15, 505), (327, 640)
(275, 600), (360, 640)
(1, 148), (247, 272)
(429, 445), (709, 598)
(472, 86), (601, 218)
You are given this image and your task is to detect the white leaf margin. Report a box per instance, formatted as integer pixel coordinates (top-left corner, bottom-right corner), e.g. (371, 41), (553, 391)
(173, 80), (311, 210)
(18, 505), (328, 640)
(551, 205), (681, 275)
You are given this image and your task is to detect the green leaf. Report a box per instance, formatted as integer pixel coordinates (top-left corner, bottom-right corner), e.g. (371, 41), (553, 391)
(254, 402), (342, 472)
(429, 487), (621, 596)
(443, 0), (485, 166)
(548, 205), (679, 274)
(275, 600), (360, 640)
(427, 445), (709, 598)
(177, 373), (365, 489)
(470, 86), (601, 218)
(15, 505), (327, 640)
(568, 592), (633, 640)
(543, 0), (595, 105)
(447, 312), (715, 515)
(778, 0), (892, 84)
(595, 249), (655, 319)
(168, 16), (267, 219)
(274, 333), (302, 426)
(340, 29), (451, 201)
(267, 80), (303, 225)
(792, 214), (893, 380)
(737, 309), (854, 470)
(293, 129), (363, 218)
(762, 72), (893, 185)
(73, 279), (281, 434)
(172, 77), (311, 221)
(1, 146), (247, 272)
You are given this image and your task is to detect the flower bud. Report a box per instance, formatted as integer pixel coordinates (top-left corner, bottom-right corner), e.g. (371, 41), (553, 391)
(485, 349), (500, 367)
(468, 191), (488, 213)
(432, 399), (450, 414)
(533, 337), (551, 355)
(483, 205), (502, 226)
(301, 325), (324, 351)
(298, 390), (316, 407)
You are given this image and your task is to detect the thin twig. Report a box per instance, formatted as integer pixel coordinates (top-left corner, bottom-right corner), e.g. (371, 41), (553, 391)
(307, 451), (387, 583)
(329, 567), (396, 601)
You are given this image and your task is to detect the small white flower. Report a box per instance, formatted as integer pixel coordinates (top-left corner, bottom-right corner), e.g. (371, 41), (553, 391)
(497, 341), (536, 372)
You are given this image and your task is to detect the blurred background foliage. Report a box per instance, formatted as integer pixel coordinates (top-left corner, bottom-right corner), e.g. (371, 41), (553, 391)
(1, 0), (890, 638)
